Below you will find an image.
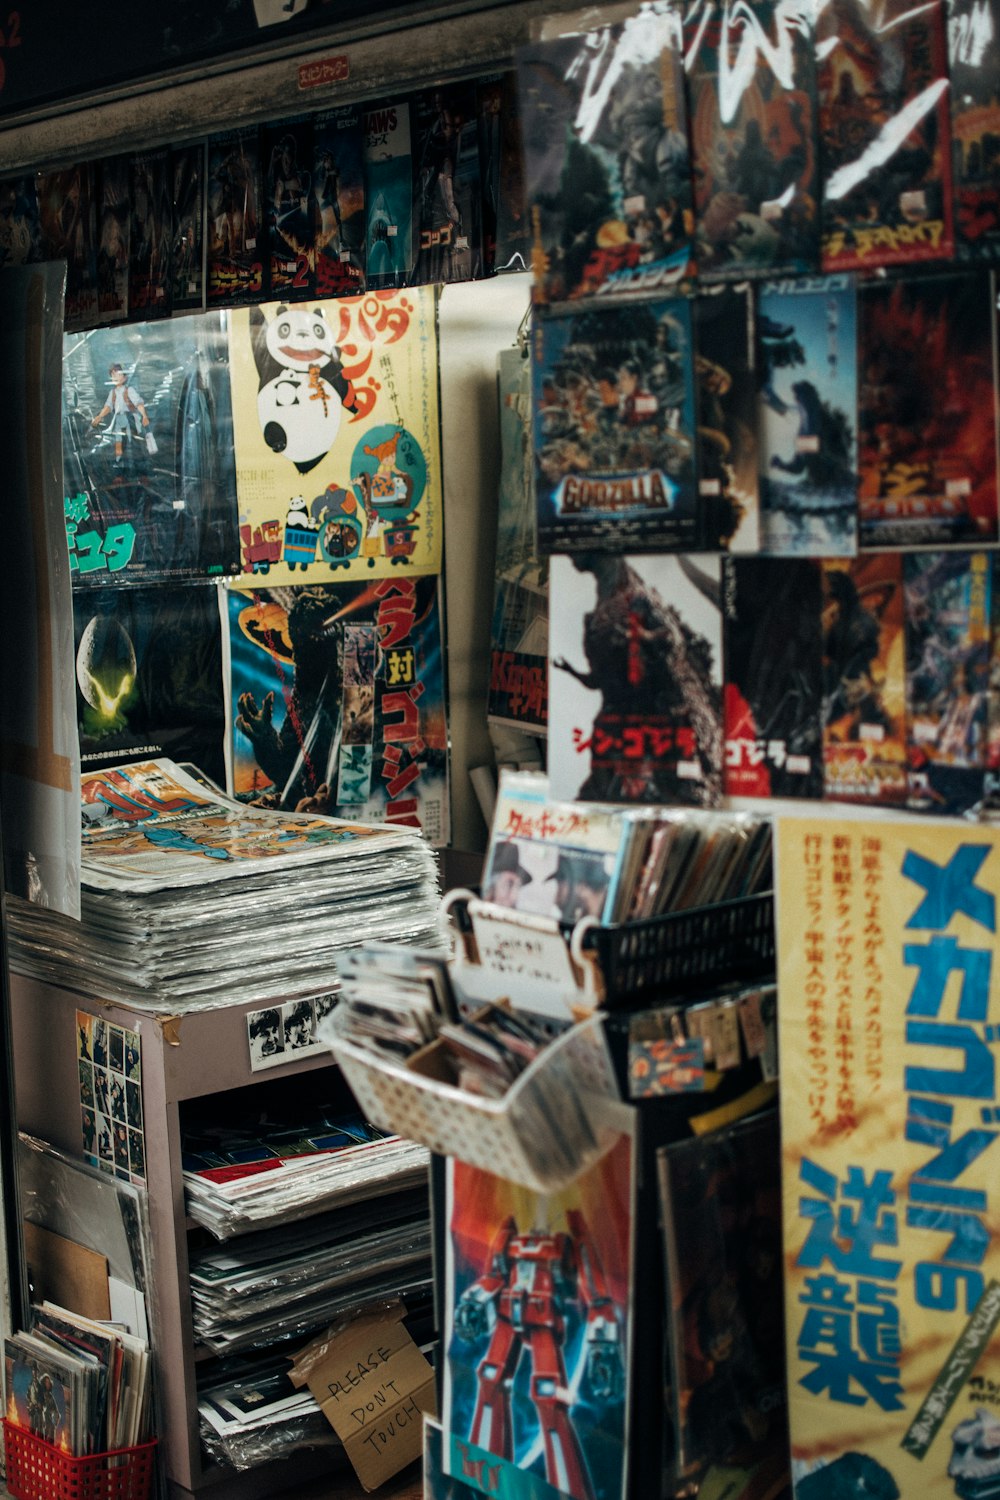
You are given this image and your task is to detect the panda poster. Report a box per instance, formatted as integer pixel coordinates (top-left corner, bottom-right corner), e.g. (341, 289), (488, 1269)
(228, 287), (442, 586)
(226, 577), (449, 844)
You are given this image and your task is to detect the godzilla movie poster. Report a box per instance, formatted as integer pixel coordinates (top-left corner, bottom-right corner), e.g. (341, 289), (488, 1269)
(692, 282), (760, 552)
(312, 104), (366, 299)
(226, 578), (449, 845)
(74, 583), (226, 787)
(723, 556), (824, 799)
(410, 81), (483, 287)
(822, 554), (908, 806)
(533, 296), (698, 556)
(206, 127), (264, 305)
(904, 550), (990, 817)
(818, 0), (954, 271)
(262, 115), (316, 301)
(443, 1117), (634, 1500)
(858, 271), (1000, 550)
(683, 0), (819, 281)
(229, 287), (442, 587)
(516, 2), (694, 303)
(757, 275), (858, 557)
(62, 313), (241, 586)
(950, 0), (1000, 261)
(548, 553), (723, 807)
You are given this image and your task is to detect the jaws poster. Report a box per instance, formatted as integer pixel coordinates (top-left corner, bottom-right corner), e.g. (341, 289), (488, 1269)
(228, 287), (442, 588)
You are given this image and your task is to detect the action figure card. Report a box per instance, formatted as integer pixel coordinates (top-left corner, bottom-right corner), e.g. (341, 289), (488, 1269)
(312, 105), (366, 298)
(443, 1116), (635, 1500)
(950, 0), (1000, 260)
(658, 1112), (787, 1485)
(74, 582), (226, 787)
(722, 556), (824, 799)
(821, 554), (908, 805)
(517, 2), (695, 303)
(548, 552), (724, 806)
(757, 275), (858, 557)
(818, 0), (954, 271)
(62, 313), (241, 585)
(96, 157), (130, 324)
(262, 116), (315, 300)
(0, 174), (41, 268)
(171, 142), (205, 312)
(227, 577), (450, 845)
(207, 128), (264, 305)
(692, 283), (759, 552)
(128, 149), (171, 321)
(228, 287), (442, 586)
(477, 71), (530, 275)
(38, 163), (99, 330)
(857, 270), (999, 549)
(534, 296), (699, 555)
(363, 99), (414, 290)
(904, 550), (991, 815)
(411, 82), (482, 286)
(489, 347), (549, 735)
(683, 0), (819, 281)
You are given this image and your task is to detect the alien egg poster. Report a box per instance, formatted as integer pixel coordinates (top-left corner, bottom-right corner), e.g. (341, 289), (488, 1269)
(62, 314), (242, 585)
(443, 1114), (635, 1500)
(228, 287), (442, 587)
(226, 578), (449, 844)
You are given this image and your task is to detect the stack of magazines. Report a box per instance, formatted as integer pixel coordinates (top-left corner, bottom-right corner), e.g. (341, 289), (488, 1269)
(7, 760), (441, 1012)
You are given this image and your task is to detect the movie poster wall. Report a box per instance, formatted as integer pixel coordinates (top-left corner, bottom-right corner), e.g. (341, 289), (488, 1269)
(777, 815), (1000, 1500)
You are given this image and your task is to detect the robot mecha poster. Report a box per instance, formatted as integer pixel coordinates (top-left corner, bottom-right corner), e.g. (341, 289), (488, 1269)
(444, 1121), (634, 1500)
(818, 0), (954, 272)
(207, 128), (264, 305)
(950, 0), (1000, 261)
(516, 3), (694, 304)
(533, 296), (698, 556)
(692, 283), (760, 552)
(683, 0), (819, 281)
(857, 270), (1000, 550)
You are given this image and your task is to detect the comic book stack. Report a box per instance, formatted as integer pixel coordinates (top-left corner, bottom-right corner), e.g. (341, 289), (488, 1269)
(5, 759), (441, 1013)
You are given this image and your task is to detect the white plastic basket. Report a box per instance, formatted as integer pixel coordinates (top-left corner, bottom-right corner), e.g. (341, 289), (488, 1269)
(324, 1008), (621, 1193)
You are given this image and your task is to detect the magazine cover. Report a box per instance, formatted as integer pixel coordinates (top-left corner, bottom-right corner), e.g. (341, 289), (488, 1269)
(364, 99), (414, 290)
(489, 345), (548, 735)
(262, 116), (315, 299)
(776, 815), (1000, 1500)
(97, 156), (130, 324)
(229, 287), (442, 586)
(171, 142), (205, 312)
(38, 163), (98, 329)
(822, 555), (908, 805)
(818, 0), (954, 271)
(227, 578), (450, 844)
(62, 313), (241, 585)
(517, 2), (694, 303)
(4, 1338), (76, 1451)
(905, 550), (990, 816)
(683, 0), (819, 280)
(548, 552), (723, 806)
(74, 582), (226, 786)
(312, 104), (366, 298)
(410, 82), (482, 286)
(758, 275), (858, 557)
(0, 174), (41, 268)
(444, 1117), (634, 1500)
(478, 71), (530, 275)
(723, 556), (824, 799)
(658, 1112), (787, 1483)
(129, 149), (171, 320)
(858, 271), (1000, 549)
(534, 296), (699, 555)
(950, 0), (1000, 260)
(692, 283), (759, 552)
(207, 128), (264, 305)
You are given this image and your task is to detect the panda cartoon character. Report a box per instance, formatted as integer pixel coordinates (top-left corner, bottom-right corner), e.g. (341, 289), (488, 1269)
(251, 304), (357, 474)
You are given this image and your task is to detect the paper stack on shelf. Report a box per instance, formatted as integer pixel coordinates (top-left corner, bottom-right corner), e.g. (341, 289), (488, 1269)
(6, 760), (441, 1012)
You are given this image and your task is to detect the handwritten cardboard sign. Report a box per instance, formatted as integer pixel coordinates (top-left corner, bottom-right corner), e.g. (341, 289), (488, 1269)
(289, 1303), (436, 1490)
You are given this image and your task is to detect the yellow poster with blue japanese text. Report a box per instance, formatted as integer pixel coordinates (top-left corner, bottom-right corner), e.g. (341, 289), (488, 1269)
(777, 815), (1000, 1500)
(229, 287), (441, 586)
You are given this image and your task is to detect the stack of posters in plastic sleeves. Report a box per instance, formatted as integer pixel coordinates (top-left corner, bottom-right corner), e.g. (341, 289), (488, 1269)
(5, 759), (441, 1012)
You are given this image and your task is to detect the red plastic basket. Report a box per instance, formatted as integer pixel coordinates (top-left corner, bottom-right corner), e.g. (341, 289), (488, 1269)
(3, 1422), (156, 1500)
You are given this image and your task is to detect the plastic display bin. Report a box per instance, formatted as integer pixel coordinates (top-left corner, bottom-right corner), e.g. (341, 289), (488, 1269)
(2, 1423), (156, 1500)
